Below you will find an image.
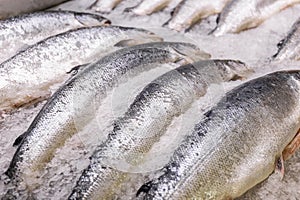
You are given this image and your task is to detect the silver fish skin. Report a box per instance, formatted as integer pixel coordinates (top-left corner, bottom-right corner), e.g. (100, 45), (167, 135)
(68, 60), (250, 200)
(5, 42), (210, 184)
(0, 26), (162, 112)
(0, 0), (69, 19)
(273, 17), (300, 61)
(0, 10), (110, 63)
(166, 0), (230, 32)
(212, 0), (300, 37)
(90, 0), (123, 13)
(137, 70), (300, 199)
(130, 0), (172, 16)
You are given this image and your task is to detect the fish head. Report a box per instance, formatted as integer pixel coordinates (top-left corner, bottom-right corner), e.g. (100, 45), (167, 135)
(74, 12), (111, 27)
(218, 59), (254, 81)
(169, 42), (211, 64)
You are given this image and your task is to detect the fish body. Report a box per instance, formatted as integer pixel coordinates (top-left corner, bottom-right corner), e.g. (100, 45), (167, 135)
(166, 0), (229, 31)
(68, 59), (250, 199)
(273, 17), (300, 61)
(0, 10), (110, 63)
(138, 70), (300, 199)
(90, 0), (123, 13)
(131, 0), (172, 15)
(0, 0), (69, 19)
(5, 42), (210, 184)
(0, 26), (162, 111)
(212, 0), (300, 36)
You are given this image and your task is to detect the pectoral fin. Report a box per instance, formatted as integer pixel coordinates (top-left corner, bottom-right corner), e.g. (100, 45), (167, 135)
(275, 154), (284, 180)
(67, 63), (90, 76)
(283, 129), (300, 160)
(114, 39), (159, 47)
(13, 132), (27, 146)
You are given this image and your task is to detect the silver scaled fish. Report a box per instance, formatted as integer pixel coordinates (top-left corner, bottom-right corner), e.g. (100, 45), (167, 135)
(5, 42), (210, 185)
(0, 10), (110, 63)
(212, 0), (300, 36)
(0, 0), (69, 19)
(137, 70), (300, 199)
(130, 0), (173, 15)
(89, 0), (123, 13)
(166, 0), (230, 32)
(273, 17), (300, 61)
(68, 59), (250, 199)
(0, 26), (162, 112)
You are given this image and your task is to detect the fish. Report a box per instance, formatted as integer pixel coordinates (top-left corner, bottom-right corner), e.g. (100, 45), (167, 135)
(0, 26), (162, 112)
(89, 0), (123, 13)
(4, 42), (210, 185)
(137, 70), (300, 199)
(165, 0), (230, 32)
(211, 0), (300, 37)
(68, 59), (251, 200)
(273, 17), (300, 61)
(0, 10), (110, 63)
(129, 0), (173, 16)
(0, 0), (69, 19)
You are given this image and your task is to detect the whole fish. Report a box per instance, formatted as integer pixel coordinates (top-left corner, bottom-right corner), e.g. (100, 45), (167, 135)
(0, 26), (162, 112)
(166, 0), (230, 32)
(0, 10), (110, 63)
(68, 59), (250, 200)
(212, 0), (300, 37)
(0, 0), (69, 19)
(5, 42), (210, 185)
(129, 0), (173, 16)
(89, 0), (123, 13)
(273, 17), (300, 61)
(137, 70), (300, 199)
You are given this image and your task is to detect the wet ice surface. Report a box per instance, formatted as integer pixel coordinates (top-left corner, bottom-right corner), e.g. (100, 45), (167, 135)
(1, 0), (300, 199)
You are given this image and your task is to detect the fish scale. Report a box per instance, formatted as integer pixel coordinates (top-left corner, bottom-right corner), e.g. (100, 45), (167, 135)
(138, 70), (300, 199)
(0, 10), (110, 63)
(90, 0), (123, 13)
(0, 26), (162, 112)
(166, 0), (230, 32)
(273, 17), (300, 61)
(68, 59), (250, 199)
(212, 0), (300, 36)
(5, 42), (210, 188)
(130, 0), (172, 15)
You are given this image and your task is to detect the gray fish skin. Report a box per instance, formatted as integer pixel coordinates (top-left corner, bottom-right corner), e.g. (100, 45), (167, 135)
(0, 26), (162, 112)
(0, 10), (110, 63)
(212, 0), (300, 36)
(138, 70), (300, 199)
(5, 42), (210, 185)
(90, 0), (123, 13)
(131, 0), (172, 15)
(166, 0), (230, 32)
(68, 60), (250, 200)
(273, 17), (300, 61)
(0, 0), (69, 19)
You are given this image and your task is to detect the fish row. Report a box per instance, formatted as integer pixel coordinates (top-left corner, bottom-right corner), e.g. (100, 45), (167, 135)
(1, 17), (213, 198)
(0, 8), (299, 115)
(91, 0), (300, 35)
(1, 7), (300, 200)
(2, 35), (300, 198)
(0, 10), (166, 112)
(5, 52), (300, 199)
